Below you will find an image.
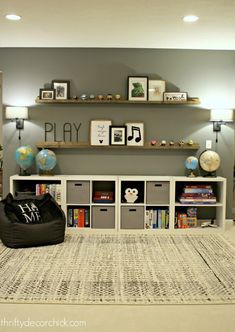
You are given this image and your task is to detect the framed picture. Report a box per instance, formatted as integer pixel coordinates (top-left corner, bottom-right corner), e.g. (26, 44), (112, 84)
(148, 80), (166, 101)
(39, 89), (55, 100)
(163, 92), (187, 102)
(125, 122), (144, 146)
(90, 120), (112, 146)
(110, 126), (127, 145)
(52, 80), (70, 100)
(127, 76), (148, 101)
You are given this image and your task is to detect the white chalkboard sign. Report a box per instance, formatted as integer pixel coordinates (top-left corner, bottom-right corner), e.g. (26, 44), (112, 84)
(90, 120), (112, 146)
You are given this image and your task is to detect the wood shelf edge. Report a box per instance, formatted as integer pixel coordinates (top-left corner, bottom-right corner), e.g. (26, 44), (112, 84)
(36, 141), (200, 150)
(35, 97), (200, 105)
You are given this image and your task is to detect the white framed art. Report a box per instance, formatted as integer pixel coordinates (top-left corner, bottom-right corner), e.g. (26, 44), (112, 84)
(125, 122), (144, 146)
(90, 120), (112, 146)
(148, 80), (166, 101)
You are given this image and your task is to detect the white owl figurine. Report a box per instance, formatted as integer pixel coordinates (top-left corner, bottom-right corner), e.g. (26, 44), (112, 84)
(124, 188), (138, 203)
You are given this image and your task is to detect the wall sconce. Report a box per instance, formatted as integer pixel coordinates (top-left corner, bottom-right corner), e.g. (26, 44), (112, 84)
(5, 106), (29, 140)
(210, 109), (233, 143)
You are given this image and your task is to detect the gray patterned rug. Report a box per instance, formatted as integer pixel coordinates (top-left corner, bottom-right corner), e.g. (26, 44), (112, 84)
(0, 232), (235, 304)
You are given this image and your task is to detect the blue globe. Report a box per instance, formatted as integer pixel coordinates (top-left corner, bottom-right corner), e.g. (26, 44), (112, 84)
(185, 156), (198, 170)
(15, 146), (35, 171)
(36, 149), (57, 172)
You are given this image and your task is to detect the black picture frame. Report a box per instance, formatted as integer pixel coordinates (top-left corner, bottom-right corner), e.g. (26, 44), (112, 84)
(39, 89), (55, 100)
(110, 126), (127, 146)
(52, 80), (70, 100)
(127, 76), (148, 101)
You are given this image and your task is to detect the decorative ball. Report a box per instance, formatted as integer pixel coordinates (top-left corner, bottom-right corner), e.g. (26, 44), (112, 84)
(15, 146), (35, 171)
(80, 94), (88, 100)
(151, 139), (157, 146)
(179, 140), (185, 146)
(185, 156), (198, 171)
(36, 149), (57, 172)
(107, 94), (113, 100)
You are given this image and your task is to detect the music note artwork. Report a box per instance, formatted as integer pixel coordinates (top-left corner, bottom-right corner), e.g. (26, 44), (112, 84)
(126, 122), (144, 146)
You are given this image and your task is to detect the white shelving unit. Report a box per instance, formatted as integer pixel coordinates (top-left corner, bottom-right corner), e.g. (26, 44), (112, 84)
(10, 175), (226, 232)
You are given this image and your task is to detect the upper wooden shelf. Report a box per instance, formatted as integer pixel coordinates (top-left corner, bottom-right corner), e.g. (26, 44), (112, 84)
(36, 141), (200, 150)
(35, 97), (200, 105)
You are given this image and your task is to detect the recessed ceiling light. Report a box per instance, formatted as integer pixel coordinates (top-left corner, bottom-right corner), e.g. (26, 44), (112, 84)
(5, 14), (21, 21)
(183, 15), (199, 23)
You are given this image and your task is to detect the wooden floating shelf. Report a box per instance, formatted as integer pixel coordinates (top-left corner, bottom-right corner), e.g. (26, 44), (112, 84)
(36, 141), (200, 150)
(35, 97), (200, 105)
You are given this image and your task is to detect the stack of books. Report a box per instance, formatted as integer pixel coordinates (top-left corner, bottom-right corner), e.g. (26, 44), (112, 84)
(145, 208), (169, 229)
(175, 207), (197, 228)
(35, 183), (62, 204)
(178, 184), (216, 204)
(67, 207), (90, 228)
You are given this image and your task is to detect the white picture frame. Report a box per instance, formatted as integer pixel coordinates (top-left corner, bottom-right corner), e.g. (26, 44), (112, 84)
(148, 80), (166, 101)
(90, 120), (112, 146)
(163, 92), (187, 102)
(125, 122), (144, 146)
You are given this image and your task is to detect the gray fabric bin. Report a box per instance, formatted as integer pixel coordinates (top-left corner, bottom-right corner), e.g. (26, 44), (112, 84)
(92, 206), (115, 229)
(146, 181), (170, 204)
(67, 181), (90, 204)
(121, 206), (144, 229)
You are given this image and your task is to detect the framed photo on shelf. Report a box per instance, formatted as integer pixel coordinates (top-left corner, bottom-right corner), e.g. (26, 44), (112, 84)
(163, 92), (187, 102)
(125, 122), (144, 146)
(127, 76), (148, 101)
(110, 126), (127, 145)
(148, 80), (166, 101)
(39, 89), (55, 100)
(90, 120), (112, 146)
(52, 80), (70, 100)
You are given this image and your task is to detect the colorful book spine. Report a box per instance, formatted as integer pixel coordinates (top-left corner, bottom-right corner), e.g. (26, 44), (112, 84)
(84, 209), (90, 228)
(67, 208), (74, 227)
(78, 209), (85, 228)
(73, 208), (78, 227)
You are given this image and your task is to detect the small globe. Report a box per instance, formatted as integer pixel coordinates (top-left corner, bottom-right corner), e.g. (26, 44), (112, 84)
(185, 156), (198, 170)
(36, 149), (57, 172)
(199, 150), (220, 173)
(15, 146), (34, 172)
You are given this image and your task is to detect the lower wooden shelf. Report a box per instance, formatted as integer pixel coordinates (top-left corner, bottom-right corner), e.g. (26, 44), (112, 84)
(36, 141), (200, 150)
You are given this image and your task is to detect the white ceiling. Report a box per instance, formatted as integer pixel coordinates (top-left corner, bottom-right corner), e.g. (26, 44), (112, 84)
(1, 0), (235, 49)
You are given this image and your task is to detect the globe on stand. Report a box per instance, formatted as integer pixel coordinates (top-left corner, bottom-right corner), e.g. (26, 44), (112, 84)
(36, 149), (57, 175)
(185, 156), (198, 177)
(199, 150), (221, 177)
(15, 145), (35, 176)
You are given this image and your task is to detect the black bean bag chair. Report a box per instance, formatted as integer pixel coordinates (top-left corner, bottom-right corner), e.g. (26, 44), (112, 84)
(0, 193), (66, 248)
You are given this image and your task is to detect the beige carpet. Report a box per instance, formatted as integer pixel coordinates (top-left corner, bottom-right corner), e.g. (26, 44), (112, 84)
(0, 233), (235, 304)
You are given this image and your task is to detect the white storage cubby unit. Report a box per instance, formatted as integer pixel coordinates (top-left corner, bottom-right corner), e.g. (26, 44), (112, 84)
(10, 175), (226, 232)
(10, 175), (118, 231)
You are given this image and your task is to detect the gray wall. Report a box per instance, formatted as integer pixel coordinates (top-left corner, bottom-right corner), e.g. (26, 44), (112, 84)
(0, 48), (234, 217)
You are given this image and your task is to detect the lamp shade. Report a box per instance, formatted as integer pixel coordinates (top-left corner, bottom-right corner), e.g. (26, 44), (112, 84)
(210, 109), (233, 122)
(5, 107), (28, 120)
